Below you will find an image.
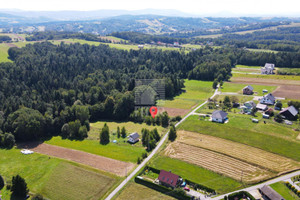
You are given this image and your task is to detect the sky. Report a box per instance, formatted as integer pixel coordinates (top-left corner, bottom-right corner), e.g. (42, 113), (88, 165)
(1, 0), (300, 16)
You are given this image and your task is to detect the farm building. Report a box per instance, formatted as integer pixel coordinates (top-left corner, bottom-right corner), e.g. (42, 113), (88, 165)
(212, 110), (228, 123)
(158, 170), (180, 189)
(279, 105), (299, 120)
(127, 132), (140, 143)
(260, 93), (276, 105)
(243, 85), (254, 95)
(261, 63), (275, 75)
(256, 103), (268, 111)
(259, 185), (284, 200)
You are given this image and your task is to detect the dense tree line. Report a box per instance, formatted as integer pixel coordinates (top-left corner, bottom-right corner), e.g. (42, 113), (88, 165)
(25, 31), (111, 43)
(0, 35), (12, 43)
(0, 42), (234, 141)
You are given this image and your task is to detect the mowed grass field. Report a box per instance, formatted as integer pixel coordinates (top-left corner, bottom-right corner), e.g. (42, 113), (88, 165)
(270, 182), (300, 200)
(0, 43), (11, 62)
(178, 114), (300, 162)
(150, 156), (243, 194)
(220, 82), (278, 96)
(232, 72), (300, 81)
(0, 148), (118, 200)
(115, 182), (176, 200)
(157, 80), (214, 110)
(45, 121), (166, 163)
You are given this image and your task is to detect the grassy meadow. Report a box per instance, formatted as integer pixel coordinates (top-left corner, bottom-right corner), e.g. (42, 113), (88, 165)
(0, 148), (118, 200)
(157, 80), (214, 110)
(220, 82), (277, 96)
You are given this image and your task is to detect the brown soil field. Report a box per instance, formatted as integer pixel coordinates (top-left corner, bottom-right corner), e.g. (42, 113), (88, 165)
(164, 142), (273, 183)
(6, 43), (18, 48)
(19, 142), (135, 176)
(158, 107), (190, 117)
(231, 77), (300, 86)
(272, 85), (300, 100)
(175, 131), (300, 173)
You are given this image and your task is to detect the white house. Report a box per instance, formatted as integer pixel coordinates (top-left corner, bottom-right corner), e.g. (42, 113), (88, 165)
(260, 93), (276, 105)
(261, 63), (275, 75)
(212, 110), (228, 123)
(127, 132), (140, 143)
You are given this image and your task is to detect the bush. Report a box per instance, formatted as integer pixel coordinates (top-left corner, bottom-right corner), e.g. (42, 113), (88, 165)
(137, 157), (141, 164)
(11, 175), (29, 197)
(0, 174), (4, 190)
(274, 113), (283, 123)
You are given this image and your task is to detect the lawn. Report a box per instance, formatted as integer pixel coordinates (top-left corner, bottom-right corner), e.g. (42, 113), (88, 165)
(157, 80), (214, 110)
(45, 136), (146, 163)
(0, 43), (11, 62)
(45, 121), (167, 163)
(232, 72), (300, 81)
(178, 114), (300, 161)
(220, 82), (278, 96)
(149, 156), (243, 194)
(277, 68), (300, 76)
(270, 182), (300, 200)
(0, 148), (118, 200)
(89, 120), (167, 140)
(115, 182), (176, 200)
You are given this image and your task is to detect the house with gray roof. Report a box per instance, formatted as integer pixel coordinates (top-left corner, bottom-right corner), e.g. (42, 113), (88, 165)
(212, 110), (228, 123)
(243, 85), (254, 95)
(259, 185), (285, 200)
(260, 93), (276, 105)
(127, 132), (140, 143)
(280, 105), (299, 120)
(261, 63), (275, 75)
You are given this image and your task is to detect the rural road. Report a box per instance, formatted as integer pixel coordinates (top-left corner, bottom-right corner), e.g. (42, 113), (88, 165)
(105, 86), (220, 200)
(211, 170), (300, 200)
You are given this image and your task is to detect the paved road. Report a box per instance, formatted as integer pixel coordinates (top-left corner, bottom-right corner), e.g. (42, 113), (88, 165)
(105, 87), (219, 200)
(212, 170), (300, 200)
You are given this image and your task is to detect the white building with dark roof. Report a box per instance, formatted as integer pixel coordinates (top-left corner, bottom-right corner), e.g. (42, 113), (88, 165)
(127, 132), (140, 143)
(261, 63), (275, 75)
(260, 93), (276, 105)
(212, 110), (228, 123)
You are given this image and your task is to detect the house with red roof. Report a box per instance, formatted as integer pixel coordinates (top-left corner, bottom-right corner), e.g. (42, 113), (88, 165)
(158, 170), (180, 188)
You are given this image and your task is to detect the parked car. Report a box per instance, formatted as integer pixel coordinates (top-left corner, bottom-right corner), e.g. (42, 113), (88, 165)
(184, 187), (190, 191)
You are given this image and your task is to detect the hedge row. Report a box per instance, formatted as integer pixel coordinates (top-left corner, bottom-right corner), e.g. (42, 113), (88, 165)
(285, 182), (300, 197)
(135, 177), (190, 200)
(224, 191), (255, 200)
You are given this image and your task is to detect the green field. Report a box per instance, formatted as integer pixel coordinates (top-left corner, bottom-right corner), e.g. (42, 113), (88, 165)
(115, 182), (176, 200)
(44, 120), (168, 163)
(221, 82), (278, 96)
(178, 114), (300, 161)
(270, 182), (300, 200)
(89, 121), (167, 140)
(277, 68), (300, 76)
(157, 80), (214, 110)
(232, 72), (300, 81)
(149, 156), (243, 194)
(0, 43), (11, 62)
(0, 148), (118, 200)
(45, 136), (145, 163)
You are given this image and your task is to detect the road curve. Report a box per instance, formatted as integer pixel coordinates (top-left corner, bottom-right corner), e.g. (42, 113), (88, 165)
(105, 86), (219, 200)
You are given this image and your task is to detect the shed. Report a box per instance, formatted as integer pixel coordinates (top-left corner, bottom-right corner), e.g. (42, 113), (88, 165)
(259, 185), (285, 200)
(279, 106), (298, 120)
(256, 103), (268, 111)
(243, 85), (254, 95)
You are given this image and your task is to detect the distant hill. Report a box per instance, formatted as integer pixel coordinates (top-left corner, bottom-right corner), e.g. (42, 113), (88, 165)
(0, 10), (299, 36)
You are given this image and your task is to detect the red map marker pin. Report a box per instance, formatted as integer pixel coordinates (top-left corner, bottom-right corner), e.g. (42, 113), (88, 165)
(149, 106), (158, 118)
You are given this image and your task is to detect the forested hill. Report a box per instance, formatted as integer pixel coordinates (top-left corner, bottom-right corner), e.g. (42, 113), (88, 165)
(0, 42), (232, 141)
